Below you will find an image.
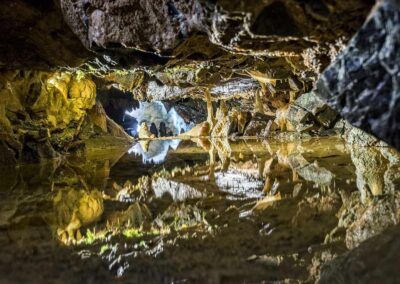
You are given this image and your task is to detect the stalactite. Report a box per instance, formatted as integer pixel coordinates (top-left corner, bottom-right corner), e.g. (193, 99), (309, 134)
(255, 89), (264, 114)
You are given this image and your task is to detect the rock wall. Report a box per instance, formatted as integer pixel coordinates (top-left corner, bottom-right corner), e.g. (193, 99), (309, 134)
(0, 71), (131, 164)
(61, 0), (207, 53)
(0, 0), (90, 69)
(316, 0), (400, 151)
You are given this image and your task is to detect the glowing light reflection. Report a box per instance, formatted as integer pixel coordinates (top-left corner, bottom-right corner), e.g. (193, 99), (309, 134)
(128, 139), (181, 164)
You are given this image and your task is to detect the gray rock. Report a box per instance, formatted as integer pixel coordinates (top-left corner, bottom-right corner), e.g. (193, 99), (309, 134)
(61, 0), (206, 53)
(296, 91), (329, 116)
(286, 92), (339, 133)
(316, 0), (400, 151)
(295, 91), (338, 128)
(243, 113), (275, 136)
(346, 126), (389, 147)
(286, 104), (315, 132)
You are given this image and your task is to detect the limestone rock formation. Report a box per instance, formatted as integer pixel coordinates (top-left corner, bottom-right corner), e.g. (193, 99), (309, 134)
(4, 1), (400, 283)
(316, 0), (400, 150)
(285, 91), (339, 133)
(0, 71), (133, 163)
(180, 121), (210, 138)
(61, 0), (207, 53)
(244, 113), (275, 137)
(321, 225), (400, 283)
(138, 122), (156, 139)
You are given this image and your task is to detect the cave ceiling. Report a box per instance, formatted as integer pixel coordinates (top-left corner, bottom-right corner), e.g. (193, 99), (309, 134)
(0, 0), (373, 102)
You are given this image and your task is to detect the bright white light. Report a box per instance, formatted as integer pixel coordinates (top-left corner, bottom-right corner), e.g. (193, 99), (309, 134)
(125, 101), (192, 136)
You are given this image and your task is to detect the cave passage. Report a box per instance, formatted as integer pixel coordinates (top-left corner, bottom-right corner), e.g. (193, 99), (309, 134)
(1, 0), (400, 283)
(124, 101), (193, 138)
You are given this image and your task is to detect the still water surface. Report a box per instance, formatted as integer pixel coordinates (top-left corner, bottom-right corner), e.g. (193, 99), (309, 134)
(1, 137), (399, 283)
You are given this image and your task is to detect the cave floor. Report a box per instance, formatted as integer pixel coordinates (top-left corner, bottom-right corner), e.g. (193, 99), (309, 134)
(0, 136), (399, 283)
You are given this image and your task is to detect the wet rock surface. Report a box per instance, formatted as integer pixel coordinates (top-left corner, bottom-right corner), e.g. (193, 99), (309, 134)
(0, 0), (372, 91)
(61, 0), (206, 53)
(0, 70), (132, 163)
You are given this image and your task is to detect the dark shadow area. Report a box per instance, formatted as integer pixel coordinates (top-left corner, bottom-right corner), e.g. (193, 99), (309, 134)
(251, 1), (302, 36)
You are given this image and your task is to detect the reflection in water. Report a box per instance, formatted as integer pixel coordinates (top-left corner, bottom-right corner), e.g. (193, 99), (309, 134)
(128, 139), (181, 164)
(152, 178), (204, 201)
(214, 168), (265, 199)
(1, 137), (400, 282)
(54, 188), (104, 244)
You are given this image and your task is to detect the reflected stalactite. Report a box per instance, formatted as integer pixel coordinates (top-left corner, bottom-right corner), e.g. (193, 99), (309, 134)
(208, 142), (216, 182)
(205, 89), (215, 130)
(2, 136), (400, 282)
(257, 156), (266, 180)
(129, 139), (181, 164)
(212, 137), (232, 171)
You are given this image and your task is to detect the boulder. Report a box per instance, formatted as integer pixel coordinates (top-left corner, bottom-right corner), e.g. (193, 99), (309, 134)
(244, 113), (275, 136)
(316, 0), (400, 151)
(295, 92), (338, 128)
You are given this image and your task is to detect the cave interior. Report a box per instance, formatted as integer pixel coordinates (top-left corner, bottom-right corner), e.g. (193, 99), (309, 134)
(0, 0), (400, 283)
